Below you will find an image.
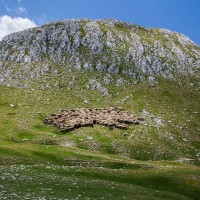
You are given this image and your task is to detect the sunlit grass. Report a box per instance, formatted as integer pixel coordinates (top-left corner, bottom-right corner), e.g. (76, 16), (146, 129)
(0, 72), (199, 199)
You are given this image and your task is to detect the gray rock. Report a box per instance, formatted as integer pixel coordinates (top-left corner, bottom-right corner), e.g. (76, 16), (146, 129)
(141, 110), (150, 116)
(106, 31), (116, 48)
(108, 64), (119, 74)
(87, 136), (93, 140)
(83, 21), (104, 54)
(183, 138), (189, 142)
(89, 79), (101, 90)
(116, 78), (128, 86)
(148, 76), (156, 83)
(96, 63), (107, 71)
(54, 82), (59, 89)
(83, 63), (93, 71)
(75, 62), (82, 70)
(68, 81), (74, 87)
(154, 117), (165, 128)
(99, 87), (109, 96)
(103, 74), (113, 84)
(88, 79), (109, 95)
(83, 99), (89, 104)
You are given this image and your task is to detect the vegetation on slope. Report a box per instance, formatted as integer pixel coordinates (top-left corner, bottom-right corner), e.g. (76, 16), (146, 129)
(0, 69), (199, 199)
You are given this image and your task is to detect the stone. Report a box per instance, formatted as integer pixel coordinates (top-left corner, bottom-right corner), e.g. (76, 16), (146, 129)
(141, 110), (150, 115)
(122, 96), (132, 102)
(116, 78), (128, 86)
(183, 138), (189, 142)
(122, 133), (128, 137)
(103, 74), (113, 85)
(88, 79), (109, 95)
(147, 76), (156, 84)
(106, 31), (116, 48)
(99, 87), (109, 96)
(108, 64), (119, 74)
(83, 99), (89, 104)
(154, 117), (165, 127)
(87, 136), (93, 140)
(54, 82), (60, 89)
(129, 134), (135, 139)
(68, 81), (74, 87)
(96, 63), (107, 71)
(83, 63), (93, 71)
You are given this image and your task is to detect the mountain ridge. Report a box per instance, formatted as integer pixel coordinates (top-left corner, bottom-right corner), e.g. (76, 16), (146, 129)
(0, 18), (199, 89)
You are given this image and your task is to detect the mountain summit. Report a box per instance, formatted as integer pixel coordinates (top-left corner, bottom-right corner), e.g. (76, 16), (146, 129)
(0, 19), (199, 88)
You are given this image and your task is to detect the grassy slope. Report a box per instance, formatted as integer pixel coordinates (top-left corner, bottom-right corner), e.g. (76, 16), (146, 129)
(0, 70), (200, 199)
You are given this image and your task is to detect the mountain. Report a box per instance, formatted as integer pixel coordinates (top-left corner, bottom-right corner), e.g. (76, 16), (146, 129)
(0, 19), (200, 199)
(0, 19), (199, 89)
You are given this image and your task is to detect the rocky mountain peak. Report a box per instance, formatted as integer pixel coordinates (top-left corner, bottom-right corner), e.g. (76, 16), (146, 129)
(0, 18), (199, 89)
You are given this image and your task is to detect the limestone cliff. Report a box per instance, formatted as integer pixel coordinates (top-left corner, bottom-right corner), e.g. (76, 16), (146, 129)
(0, 19), (199, 88)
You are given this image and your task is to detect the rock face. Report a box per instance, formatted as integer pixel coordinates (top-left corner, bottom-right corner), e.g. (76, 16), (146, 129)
(0, 18), (199, 88)
(43, 107), (141, 132)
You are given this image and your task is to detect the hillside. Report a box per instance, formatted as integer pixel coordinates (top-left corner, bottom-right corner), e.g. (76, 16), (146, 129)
(0, 19), (200, 89)
(0, 19), (200, 199)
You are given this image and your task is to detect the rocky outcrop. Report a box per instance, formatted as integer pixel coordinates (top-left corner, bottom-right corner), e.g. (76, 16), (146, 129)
(0, 18), (199, 88)
(43, 107), (141, 132)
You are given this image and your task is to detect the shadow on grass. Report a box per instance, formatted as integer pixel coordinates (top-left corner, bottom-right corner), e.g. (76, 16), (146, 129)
(73, 170), (200, 200)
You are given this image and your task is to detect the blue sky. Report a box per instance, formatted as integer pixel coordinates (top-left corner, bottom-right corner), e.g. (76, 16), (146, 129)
(0, 0), (199, 45)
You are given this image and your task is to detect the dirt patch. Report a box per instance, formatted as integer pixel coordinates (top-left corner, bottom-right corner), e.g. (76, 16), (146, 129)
(43, 107), (142, 132)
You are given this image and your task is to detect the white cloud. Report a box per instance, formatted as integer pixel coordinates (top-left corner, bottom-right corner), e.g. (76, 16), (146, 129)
(0, 15), (37, 40)
(4, 4), (13, 13)
(3, 0), (27, 15)
(15, 6), (27, 14)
